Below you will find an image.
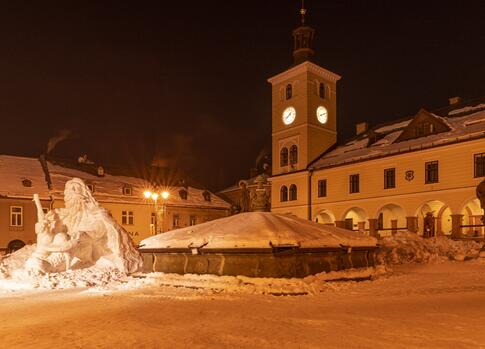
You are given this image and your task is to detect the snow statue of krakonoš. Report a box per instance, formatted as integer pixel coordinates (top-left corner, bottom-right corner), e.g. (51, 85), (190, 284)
(25, 178), (143, 274)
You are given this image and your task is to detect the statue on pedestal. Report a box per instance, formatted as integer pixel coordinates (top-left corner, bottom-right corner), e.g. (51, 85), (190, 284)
(250, 175), (270, 212)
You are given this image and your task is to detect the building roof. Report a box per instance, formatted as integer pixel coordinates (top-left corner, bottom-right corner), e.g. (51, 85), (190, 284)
(0, 155), (50, 199)
(218, 173), (270, 194)
(310, 97), (485, 170)
(46, 160), (231, 209)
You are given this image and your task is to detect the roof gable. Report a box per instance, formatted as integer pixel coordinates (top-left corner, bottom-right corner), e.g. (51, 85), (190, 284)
(395, 108), (451, 143)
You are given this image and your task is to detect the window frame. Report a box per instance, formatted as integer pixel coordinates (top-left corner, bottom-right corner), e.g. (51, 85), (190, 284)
(122, 210), (134, 225)
(425, 161), (439, 184)
(475, 153), (485, 178)
(286, 84), (292, 100)
(384, 168), (396, 189)
(189, 215), (197, 226)
(289, 184), (297, 201)
(280, 186), (288, 202)
(317, 179), (327, 197)
(122, 186), (132, 196)
(319, 82), (325, 99)
(289, 145), (298, 165)
(349, 174), (360, 194)
(172, 214), (180, 228)
(10, 206), (23, 227)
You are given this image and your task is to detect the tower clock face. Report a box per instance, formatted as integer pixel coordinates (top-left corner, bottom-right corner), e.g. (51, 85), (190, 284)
(316, 106), (328, 124)
(282, 107), (296, 125)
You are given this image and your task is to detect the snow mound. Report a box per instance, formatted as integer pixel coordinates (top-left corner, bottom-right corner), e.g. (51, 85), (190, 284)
(0, 245), (128, 290)
(377, 232), (482, 265)
(140, 212), (377, 250)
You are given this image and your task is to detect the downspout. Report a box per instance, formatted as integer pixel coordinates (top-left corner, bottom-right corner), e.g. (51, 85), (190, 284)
(308, 167), (314, 221)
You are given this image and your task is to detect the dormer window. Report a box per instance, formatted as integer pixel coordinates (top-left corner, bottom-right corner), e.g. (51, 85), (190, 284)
(416, 122), (434, 137)
(179, 189), (188, 200)
(286, 84), (292, 100)
(123, 186), (132, 196)
(97, 166), (105, 177)
(87, 184), (95, 193)
(22, 179), (32, 187)
(202, 191), (211, 202)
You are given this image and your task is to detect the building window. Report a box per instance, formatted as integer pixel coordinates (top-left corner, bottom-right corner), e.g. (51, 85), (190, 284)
(425, 161), (439, 184)
(289, 145), (298, 165)
(123, 186), (132, 196)
(172, 214), (180, 228)
(190, 216), (197, 226)
(280, 186), (288, 202)
(349, 174), (360, 193)
(122, 210), (134, 225)
(416, 122), (434, 137)
(286, 84), (292, 99)
(10, 206), (23, 227)
(22, 179), (32, 187)
(202, 191), (211, 202)
(475, 153), (485, 177)
(87, 184), (95, 193)
(280, 147), (288, 167)
(384, 168), (396, 189)
(179, 189), (188, 200)
(289, 184), (297, 201)
(319, 82), (325, 98)
(318, 179), (327, 197)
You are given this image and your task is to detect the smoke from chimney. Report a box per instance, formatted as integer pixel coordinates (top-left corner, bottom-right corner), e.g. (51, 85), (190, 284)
(46, 129), (72, 154)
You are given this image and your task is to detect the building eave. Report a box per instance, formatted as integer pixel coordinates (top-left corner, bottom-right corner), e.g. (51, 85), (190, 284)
(267, 61), (341, 85)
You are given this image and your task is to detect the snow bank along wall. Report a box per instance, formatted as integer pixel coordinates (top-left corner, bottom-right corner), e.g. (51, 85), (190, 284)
(139, 212), (378, 278)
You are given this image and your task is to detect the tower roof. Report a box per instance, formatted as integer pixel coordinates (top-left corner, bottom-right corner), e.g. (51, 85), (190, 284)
(292, 0), (315, 65)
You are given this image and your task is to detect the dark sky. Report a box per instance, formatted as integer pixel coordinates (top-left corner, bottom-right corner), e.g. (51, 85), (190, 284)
(1, 1), (484, 191)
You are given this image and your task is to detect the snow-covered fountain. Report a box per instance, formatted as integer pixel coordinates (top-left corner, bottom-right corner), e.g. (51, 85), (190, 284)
(0, 178), (142, 289)
(139, 213), (378, 278)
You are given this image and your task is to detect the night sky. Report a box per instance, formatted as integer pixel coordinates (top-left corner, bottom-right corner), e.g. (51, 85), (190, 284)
(1, 1), (484, 191)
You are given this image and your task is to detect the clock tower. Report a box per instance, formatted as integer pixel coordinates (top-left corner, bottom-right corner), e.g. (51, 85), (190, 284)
(268, 3), (341, 176)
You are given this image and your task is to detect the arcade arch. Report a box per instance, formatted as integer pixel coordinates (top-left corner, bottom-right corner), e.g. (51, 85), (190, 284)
(460, 198), (484, 237)
(342, 207), (368, 232)
(375, 203), (406, 236)
(416, 200), (452, 236)
(315, 210), (335, 225)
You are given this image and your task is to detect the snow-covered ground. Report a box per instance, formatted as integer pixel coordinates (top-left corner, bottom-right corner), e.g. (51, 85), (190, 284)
(1, 234), (485, 348)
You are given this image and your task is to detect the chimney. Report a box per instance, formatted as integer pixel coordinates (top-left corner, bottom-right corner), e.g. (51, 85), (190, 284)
(449, 96), (461, 105)
(355, 122), (368, 136)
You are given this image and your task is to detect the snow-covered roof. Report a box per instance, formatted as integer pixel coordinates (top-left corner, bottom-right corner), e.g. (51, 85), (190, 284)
(47, 161), (230, 209)
(0, 155), (50, 199)
(218, 173), (270, 194)
(140, 212), (377, 250)
(311, 101), (485, 170)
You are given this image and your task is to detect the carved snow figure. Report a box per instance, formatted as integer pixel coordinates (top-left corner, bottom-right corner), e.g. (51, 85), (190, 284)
(25, 178), (142, 274)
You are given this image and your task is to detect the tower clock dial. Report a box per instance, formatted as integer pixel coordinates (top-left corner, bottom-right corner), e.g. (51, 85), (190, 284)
(316, 106), (328, 124)
(282, 107), (296, 125)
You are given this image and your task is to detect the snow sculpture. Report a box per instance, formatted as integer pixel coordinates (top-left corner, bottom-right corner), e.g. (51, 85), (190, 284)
(25, 178), (142, 275)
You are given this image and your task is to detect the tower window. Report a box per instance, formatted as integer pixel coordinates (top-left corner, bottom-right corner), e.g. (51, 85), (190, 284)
(280, 186), (288, 202)
(286, 84), (292, 100)
(289, 184), (297, 201)
(319, 82), (326, 99)
(425, 161), (439, 184)
(474, 153), (485, 178)
(280, 147), (289, 167)
(384, 168), (396, 189)
(318, 179), (327, 197)
(289, 145), (298, 165)
(349, 174), (360, 194)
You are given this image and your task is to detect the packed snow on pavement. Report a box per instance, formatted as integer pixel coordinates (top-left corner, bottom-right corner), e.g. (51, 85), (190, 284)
(1, 232), (485, 348)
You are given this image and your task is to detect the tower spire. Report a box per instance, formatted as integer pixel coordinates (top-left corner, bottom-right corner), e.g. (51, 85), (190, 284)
(292, 0), (315, 65)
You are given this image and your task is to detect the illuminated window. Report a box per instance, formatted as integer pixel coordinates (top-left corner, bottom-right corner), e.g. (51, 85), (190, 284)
(286, 84), (292, 99)
(280, 186), (288, 202)
(10, 206), (23, 227)
(475, 153), (485, 177)
(280, 147), (288, 167)
(425, 161), (439, 184)
(384, 168), (396, 189)
(172, 214), (180, 228)
(318, 179), (327, 197)
(190, 216), (197, 226)
(349, 174), (360, 193)
(289, 184), (297, 201)
(122, 211), (134, 225)
(289, 145), (298, 165)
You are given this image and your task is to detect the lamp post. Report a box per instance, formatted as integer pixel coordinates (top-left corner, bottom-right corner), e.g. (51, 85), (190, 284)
(144, 190), (170, 234)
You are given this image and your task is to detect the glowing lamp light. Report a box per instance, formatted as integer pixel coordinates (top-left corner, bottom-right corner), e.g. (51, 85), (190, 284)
(151, 193), (159, 200)
(161, 191), (170, 200)
(143, 190), (152, 199)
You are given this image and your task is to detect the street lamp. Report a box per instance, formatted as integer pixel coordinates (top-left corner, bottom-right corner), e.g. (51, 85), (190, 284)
(143, 189), (170, 234)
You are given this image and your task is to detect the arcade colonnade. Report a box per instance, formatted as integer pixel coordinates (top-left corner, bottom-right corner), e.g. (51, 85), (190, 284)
(313, 191), (483, 237)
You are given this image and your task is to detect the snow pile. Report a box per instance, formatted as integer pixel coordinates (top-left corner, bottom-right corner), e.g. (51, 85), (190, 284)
(0, 245), (129, 290)
(124, 266), (386, 296)
(140, 212), (377, 250)
(377, 232), (482, 265)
